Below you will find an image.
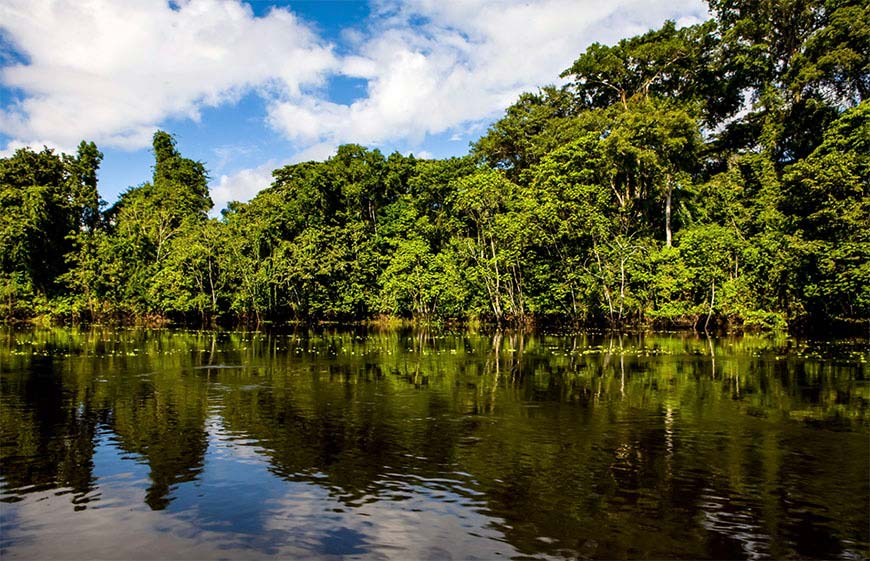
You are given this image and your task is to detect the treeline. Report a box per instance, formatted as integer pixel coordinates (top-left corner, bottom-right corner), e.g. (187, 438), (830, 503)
(1, 0), (867, 330)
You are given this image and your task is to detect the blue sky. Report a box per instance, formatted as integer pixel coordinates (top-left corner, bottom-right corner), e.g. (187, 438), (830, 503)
(0, 0), (708, 213)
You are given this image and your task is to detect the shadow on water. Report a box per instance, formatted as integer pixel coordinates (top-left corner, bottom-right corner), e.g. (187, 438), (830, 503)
(0, 327), (867, 559)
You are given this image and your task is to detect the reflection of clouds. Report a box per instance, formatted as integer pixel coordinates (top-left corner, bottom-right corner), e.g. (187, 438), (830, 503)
(2, 483), (275, 560)
(4, 456), (520, 560)
(699, 487), (772, 560)
(205, 415), (268, 465)
(9, 331), (864, 560)
(260, 481), (518, 561)
(4, 415), (525, 560)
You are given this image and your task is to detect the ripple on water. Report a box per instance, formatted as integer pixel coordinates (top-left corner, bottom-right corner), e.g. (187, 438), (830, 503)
(0, 330), (867, 560)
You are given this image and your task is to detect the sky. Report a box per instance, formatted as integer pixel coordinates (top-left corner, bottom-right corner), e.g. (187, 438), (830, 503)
(0, 0), (708, 214)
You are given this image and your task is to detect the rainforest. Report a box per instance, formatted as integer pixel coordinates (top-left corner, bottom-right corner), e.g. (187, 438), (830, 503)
(1, 0), (868, 330)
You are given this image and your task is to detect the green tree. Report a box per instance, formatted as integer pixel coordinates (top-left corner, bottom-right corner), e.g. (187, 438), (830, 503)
(103, 131), (212, 315)
(779, 102), (870, 321)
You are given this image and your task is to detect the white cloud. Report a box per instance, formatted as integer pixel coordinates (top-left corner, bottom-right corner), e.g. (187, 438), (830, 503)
(266, 0), (709, 148)
(0, 0), (337, 152)
(0, 137), (68, 158)
(1, 0), (709, 205)
(211, 160), (276, 215)
(210, 142), (339, 214)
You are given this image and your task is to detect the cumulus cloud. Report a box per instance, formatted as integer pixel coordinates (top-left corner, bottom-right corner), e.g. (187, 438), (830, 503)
(266, 0), (709, 146)
(0, 0), (336, 152)
(210, 142), (338, 213)
(1, 0), (708, 205)
(212, 161), (276, 215)
(0, 137), (68, 158)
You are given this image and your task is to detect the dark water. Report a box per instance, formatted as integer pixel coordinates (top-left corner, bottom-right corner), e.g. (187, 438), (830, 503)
(0, 328), (867, 560)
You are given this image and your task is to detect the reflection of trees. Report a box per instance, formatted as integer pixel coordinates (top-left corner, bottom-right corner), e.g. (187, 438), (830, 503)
(107, 371), (209, 510)
(93, 330), (212, 510)
(218, 359), (464, 501)
(1, 327), (866, 557)
(0, 355), (101, 508)
(212, 330), (867, 557)
(1, 328), (214, 510)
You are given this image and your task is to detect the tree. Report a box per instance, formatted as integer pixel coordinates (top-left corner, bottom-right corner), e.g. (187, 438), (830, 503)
(779, 101), (869, 321)
(102, 131), (212, 315)
(472, 86), (579, 179)
(561, 20), (738, 123)
(449, 169), (523, 322)
(0, 145), (92, 316)
(709, 0), (868, 161)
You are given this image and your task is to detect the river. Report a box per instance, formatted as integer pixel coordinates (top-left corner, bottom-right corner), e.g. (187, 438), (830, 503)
(1, 328), (867, 559)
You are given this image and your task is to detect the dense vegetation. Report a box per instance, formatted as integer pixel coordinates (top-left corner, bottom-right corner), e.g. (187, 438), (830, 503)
(1, 0), (867, 330)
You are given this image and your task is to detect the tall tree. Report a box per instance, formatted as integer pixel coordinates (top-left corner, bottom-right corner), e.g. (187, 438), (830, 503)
(102, 131), (212, 314)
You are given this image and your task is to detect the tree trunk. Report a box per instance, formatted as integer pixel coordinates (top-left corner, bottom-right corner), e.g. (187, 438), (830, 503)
(665, 181), (673, 248)
(704, 281), (715, 332)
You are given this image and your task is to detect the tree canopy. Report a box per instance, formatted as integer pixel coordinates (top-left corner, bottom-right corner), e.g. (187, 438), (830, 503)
(1, 0), (866, 331)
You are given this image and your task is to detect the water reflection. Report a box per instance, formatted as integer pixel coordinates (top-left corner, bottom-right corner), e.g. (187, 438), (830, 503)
(0, 328), (867, 559)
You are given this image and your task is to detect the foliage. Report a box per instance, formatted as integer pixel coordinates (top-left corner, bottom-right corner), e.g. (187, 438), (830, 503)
(1, 1), (866, 331)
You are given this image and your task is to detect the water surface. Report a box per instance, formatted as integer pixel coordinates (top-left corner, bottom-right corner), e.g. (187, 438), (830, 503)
(1, 328), (867, 559)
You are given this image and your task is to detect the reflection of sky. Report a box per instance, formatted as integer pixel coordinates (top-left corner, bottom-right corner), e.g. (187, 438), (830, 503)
(1, 415), (523, 561)
(2, 333), (868, 560)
